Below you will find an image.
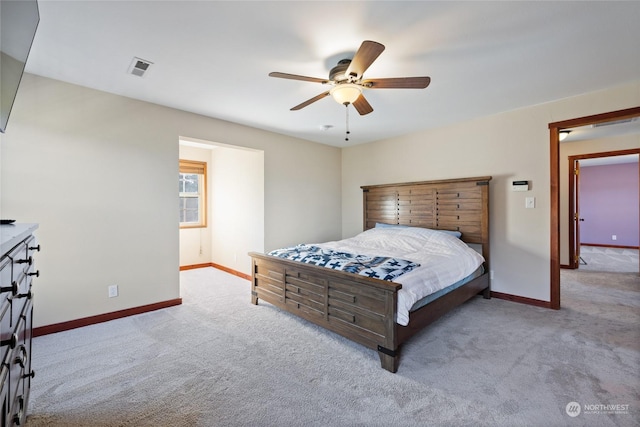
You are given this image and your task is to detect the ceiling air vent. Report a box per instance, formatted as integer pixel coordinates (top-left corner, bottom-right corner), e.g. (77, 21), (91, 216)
(592, 117), (636, 128)
(128, 57), (153, 77)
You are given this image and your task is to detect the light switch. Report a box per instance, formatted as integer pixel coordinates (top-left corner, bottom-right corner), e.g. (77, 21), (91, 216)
(525, 197), (535, 209)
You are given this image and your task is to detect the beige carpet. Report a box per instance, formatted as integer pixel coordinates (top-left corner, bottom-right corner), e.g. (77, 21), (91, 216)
(26, 267), (639, 426)
(579, 245), (639, 273)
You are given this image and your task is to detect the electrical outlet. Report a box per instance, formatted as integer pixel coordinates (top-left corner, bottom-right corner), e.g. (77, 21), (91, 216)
(490, 270), (494, 280)
(612, 235), (617, 241)
(108, 285), (118, 298)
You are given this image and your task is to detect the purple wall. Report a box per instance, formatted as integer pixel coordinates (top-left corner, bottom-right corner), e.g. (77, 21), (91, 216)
(579, 161), (639, 247)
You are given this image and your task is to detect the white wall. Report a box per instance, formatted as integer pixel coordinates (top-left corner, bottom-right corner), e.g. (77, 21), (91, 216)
(1, 73), (341, 328)
(209, 143), (264, 273)
(342, 80), (640, 303)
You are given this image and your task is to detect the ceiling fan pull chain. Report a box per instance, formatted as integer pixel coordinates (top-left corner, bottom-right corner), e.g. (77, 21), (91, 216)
(345, 104), (350, 141)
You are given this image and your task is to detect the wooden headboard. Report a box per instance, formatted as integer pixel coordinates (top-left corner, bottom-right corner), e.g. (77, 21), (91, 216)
(361, 176), (492, 267)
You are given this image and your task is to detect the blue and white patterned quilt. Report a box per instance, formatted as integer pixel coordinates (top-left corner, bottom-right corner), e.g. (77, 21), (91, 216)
(268, 244), (420, 281)
(288, 227), (485, 326)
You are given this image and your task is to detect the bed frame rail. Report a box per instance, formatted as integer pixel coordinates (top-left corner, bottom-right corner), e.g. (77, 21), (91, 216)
(250, 252), (402, 371)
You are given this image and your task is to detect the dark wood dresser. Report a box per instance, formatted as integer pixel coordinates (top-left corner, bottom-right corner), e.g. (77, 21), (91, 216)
(0, 224), (39, 426)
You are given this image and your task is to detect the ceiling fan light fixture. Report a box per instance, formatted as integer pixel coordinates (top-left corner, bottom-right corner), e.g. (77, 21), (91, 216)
(269, 40), (429, 118)
(330, 83), (362, 105)
(329, 59), (351, 82)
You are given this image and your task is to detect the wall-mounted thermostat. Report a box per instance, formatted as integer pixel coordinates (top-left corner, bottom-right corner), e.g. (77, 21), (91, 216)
(512, 180), (529, 191)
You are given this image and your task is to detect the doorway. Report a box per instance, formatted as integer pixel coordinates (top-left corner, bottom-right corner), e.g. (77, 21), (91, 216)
(178, 136), (265, 277)
(568, 151), (639, 271)
(549, 106), (640, 309)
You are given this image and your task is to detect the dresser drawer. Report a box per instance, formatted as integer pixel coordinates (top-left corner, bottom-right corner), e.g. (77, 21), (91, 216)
(0, 255), (13, 331)
(0, 256), (15, 296)
(9, 274), (32, 330)
(23, 236), (40, 278)
(11, 269), (30, 298)
(0, 302), (11, 365)
(9, 392), (26, 427)
(6, 244), (28, 282)
(18, 301), (34, 403)
(1, 244), (25, 303)
(24, 236), (40, 256)
(0, 361), (7, 427)
(0, 224), (38, 427)
(8, 314), (27, 407)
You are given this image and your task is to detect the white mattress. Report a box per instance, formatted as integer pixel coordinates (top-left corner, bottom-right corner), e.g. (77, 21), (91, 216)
(314, 226), (485, 326)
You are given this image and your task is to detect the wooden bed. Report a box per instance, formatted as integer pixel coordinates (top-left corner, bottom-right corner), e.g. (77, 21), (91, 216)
(249, 176), (491, 372)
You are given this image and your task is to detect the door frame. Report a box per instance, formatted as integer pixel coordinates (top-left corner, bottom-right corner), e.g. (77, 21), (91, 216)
(568, 157), (581, 269)
(548, 106), (640, 310)
(567, 149), (640, 269)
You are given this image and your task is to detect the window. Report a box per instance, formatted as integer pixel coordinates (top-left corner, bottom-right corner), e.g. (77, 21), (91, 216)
(179, 160), (207, 228)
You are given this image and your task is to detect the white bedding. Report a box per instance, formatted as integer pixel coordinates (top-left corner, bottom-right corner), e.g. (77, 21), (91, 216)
(314, 226), (485, 326)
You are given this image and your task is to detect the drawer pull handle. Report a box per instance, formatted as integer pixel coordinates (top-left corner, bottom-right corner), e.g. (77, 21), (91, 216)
(22, 370), (35, 379)
(0, 281), (19, 296)
(15, 290), (33, 300)
(12, 395), (24, 426)
(28, 270), (40, 278)
(1, 333), (18, 349)
(14, 345), (27, 368)
(16, 256), (32, 266)
(29, 244), (41, 252)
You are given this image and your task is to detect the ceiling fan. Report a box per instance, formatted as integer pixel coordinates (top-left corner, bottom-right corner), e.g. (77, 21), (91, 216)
(269, 40), (431, 116)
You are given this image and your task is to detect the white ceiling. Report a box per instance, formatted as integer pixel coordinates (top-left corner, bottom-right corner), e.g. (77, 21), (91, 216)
(24, 1), (640, 148)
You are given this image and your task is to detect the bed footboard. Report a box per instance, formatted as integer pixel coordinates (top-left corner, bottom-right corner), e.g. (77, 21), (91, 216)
(250, 252), (402, 372)
(250, 176), (492, 372)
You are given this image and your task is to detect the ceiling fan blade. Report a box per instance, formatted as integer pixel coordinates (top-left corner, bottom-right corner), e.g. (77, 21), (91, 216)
(362, 76), (431, 89)
(345, 40), (385, 79)
(269, 72), (329, 84)
(290, 91), (331, 111)
(352, 94), (373, 116)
